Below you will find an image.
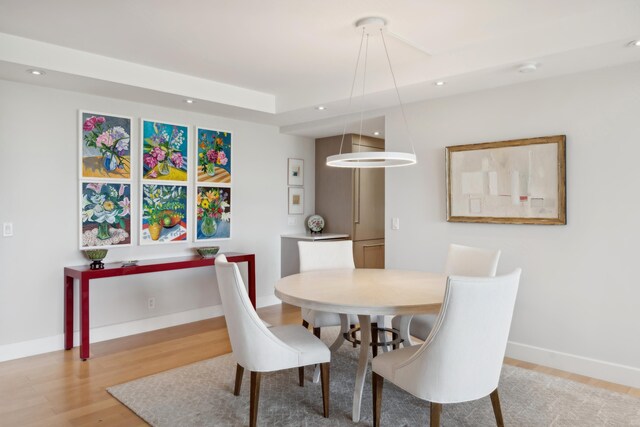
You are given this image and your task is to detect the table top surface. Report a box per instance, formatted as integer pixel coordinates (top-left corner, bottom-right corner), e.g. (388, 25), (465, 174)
(65, 252), (252, 274)
(275, 268), (447, 316)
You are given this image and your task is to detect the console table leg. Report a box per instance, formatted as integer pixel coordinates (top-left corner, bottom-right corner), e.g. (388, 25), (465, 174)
(80, 278), (90, 360)
(64, 276), (74, 350)
(248, 255), (256, 308)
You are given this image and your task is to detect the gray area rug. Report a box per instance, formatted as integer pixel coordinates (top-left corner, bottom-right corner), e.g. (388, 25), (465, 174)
(108, 329), (640, 426)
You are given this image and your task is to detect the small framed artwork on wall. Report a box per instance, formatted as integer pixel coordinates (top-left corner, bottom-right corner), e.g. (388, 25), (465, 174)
(287, 158), (304, 186)
(288, 187), (304, 215)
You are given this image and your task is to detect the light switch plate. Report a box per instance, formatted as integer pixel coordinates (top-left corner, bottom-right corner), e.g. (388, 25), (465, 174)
(392, 217), (400, 230)
(287, 217), (296, 226)
(3, 222), (13, 237)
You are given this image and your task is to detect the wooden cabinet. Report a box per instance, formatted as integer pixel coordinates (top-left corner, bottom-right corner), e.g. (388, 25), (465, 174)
(315, 134), (385, 268)
(353, 239), (385, 268)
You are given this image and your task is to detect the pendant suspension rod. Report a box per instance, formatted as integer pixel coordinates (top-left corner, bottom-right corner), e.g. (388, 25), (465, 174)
(380, 28), (416, 155)
(357, 33), (370, 153)
(338, 28), (366, 156)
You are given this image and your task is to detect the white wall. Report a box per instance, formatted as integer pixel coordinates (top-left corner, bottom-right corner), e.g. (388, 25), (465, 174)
(385, 62), (640, 387)
(0, 80), (314, 360)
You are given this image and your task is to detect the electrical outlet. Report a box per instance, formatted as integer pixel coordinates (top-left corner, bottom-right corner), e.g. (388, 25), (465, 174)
(3, 222), (13, 237)
(148, 297), (156, 310)
(287, 216), (296, 226)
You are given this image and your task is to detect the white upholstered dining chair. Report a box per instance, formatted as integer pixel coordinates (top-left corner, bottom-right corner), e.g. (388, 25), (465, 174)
(214, 254), (331, 427)
(373, 269), (522, 426)
(392, 243), (501, 346)
(298, 240), (359, 338)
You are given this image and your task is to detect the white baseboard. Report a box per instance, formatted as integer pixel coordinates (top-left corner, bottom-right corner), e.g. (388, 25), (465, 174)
(506, 340), (640, 389)
(0, 298), (282, 363)
(257, 294), (282, 308)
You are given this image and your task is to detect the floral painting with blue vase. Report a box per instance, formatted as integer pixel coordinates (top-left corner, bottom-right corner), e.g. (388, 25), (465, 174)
(195, 186), (231, 240)
(81, 182), (131, 248)
(81, 112), (131, 179)
(196, 128), (232, 184)
(142, 120), (189, 181)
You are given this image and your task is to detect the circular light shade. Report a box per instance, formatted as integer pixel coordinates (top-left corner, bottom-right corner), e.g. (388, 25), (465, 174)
(326, 151), (417, 168)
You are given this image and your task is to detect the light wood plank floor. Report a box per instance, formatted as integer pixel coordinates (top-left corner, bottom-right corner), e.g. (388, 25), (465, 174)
(1, 303), (637, 426)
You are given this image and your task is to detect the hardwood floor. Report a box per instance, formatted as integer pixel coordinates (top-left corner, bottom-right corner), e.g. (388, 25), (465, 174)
(1, 303), (637, 426)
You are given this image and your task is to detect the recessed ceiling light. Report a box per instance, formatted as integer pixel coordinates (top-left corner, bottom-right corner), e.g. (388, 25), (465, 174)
(517, 63), (539, 73)
(628, 40), (640, 47)
(373, 131), (381, 136)
(27, 69), (45, 76)
(434, 81), (446, 86)
(184, 99), (194, 104)
(315, 106), (326, 111)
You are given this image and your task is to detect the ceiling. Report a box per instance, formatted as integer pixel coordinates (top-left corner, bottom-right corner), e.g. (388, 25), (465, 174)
(1, 0), (639, 138)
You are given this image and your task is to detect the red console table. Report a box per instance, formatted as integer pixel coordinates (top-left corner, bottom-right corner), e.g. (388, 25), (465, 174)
(64, 252), (255, 360)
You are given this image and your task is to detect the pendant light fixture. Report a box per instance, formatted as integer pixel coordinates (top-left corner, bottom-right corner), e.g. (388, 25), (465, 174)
(326, 17), (417, 168)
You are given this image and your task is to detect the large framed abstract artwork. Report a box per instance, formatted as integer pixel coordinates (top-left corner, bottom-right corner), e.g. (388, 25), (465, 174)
(141, 119), (189, 182)
(446, 135), (566, 225)
(80, 112), (131, 180)
(196, 127), (232, 184)
(195, 186), (231, 241)
(140, 184), (188, 244)
(80, 182), (131, 248)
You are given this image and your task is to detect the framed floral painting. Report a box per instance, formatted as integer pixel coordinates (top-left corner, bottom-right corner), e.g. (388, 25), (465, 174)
(140, 184), (188, 244)
(141, 120), (189, 181)
(195, 186), (231, 240)
(80, 182), (131, 248)
(80, 111), (131, 180)
(196, 127), (232, 184)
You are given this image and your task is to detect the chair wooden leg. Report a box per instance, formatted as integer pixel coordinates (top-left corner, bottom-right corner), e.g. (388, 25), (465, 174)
(490, 388), (505, 427)
(234, 364), (244, 396)
(371, 323), (378, 357)
(302, 319), (309, 329)
(430, 402), (442, 426)
(298, 366), (304, 387)
(249, 371), (262, 427)
(372, 372), (384, 427)
(351, 323), (357, 347)
(320, 362), (330, 418)
(313, 327), (321, 339)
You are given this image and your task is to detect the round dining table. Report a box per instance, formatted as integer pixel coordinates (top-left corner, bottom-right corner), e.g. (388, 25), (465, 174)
(275, 268), (447, 422)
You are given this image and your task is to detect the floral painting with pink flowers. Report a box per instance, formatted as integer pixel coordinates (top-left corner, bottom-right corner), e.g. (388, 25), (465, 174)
(196, 128), (232, 184)
(81, 112), (131, 179)
(81, 182), (131, 248)
(142, 120), (189, 182)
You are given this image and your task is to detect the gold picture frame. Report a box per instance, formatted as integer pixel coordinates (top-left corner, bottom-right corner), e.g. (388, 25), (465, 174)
(446, 135), (566, 225)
